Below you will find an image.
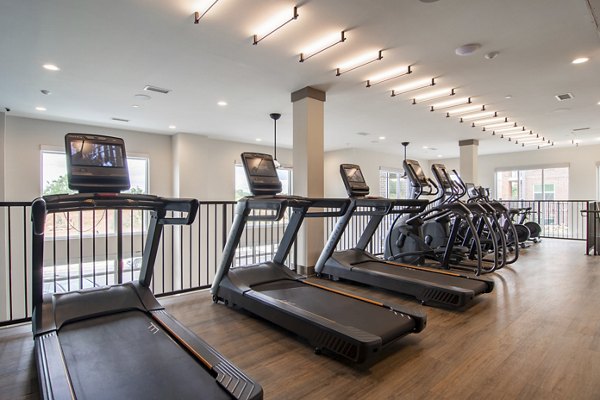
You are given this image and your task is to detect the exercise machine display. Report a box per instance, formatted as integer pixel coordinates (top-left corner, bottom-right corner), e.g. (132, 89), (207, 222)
(212, 152), (426, 364)
(32, 133), (262, 400)
(314, 164), (493, 309)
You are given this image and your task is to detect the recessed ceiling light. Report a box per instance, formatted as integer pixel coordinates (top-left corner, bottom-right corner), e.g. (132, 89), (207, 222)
(217, 101), (228, 106)
(43, 64), (60, 71)
(597, 101), (600, 105)
(455, 43), (481, 56)
(379, 136), (386, 140)
(485, 51), (499, 60)
(572, 57), (589, 64)
(422, 145), (428, 149)
(169, 125), (176, 129)
(133, 94), (151, 101)
(437, 154), (443, 158)
(35, 106), (46, 111)
(131, 104), (140, 108)
(255, 138), (262, 142)
(505, 95), (512, 99)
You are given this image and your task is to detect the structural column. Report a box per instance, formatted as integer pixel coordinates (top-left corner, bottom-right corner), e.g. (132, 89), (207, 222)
(459, 139), (479, 184)
(291, 87), (325, 275)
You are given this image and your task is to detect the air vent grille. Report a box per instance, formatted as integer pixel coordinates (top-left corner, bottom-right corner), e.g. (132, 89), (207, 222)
(573, 127), (590, 132)
(144, 85), (171, 94)
(555, 93), (574, 101)
(111, 117), (130, 122)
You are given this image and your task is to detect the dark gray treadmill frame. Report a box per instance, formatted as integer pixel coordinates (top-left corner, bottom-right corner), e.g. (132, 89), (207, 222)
(31, 193), (262, 400)
(314, 164), (494, 309)
(211, 195), (427, 364)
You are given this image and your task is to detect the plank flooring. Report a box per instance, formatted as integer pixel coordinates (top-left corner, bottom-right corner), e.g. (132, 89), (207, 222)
(2, 239), (600, 399)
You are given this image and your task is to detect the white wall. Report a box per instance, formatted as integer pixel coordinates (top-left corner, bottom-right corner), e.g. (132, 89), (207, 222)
(5, 116), (173, 200)
(435, 144), (600, 200)
(171, 133), (292, 200)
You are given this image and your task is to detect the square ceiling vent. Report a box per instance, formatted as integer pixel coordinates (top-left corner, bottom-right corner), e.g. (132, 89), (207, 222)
(555, 93), (574, 101)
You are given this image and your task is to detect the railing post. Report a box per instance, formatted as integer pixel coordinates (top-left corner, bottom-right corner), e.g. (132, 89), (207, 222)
(117, 210), (123, 284)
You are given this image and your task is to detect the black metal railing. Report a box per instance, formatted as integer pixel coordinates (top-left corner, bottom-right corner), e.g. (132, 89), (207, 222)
(0, 198), (592, 327)
(499, 200), (591, 240)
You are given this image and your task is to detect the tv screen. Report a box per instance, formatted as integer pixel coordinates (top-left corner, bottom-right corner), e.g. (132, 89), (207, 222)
(69, 139), (125, 168)
(343, 166), (365, 184)
(246, 156), (278, 177)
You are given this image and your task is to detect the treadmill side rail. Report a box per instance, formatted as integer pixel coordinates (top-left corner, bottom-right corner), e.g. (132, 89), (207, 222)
(35, 332), (75, 400)
(152, 310), (263, 400)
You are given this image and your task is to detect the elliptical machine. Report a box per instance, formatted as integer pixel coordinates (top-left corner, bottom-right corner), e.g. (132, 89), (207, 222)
(384, 160), (488, 275)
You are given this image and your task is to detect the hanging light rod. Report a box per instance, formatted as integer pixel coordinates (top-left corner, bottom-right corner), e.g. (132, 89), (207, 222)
(337, 50), (383, 76)
(253, 7), (299, 45)
(446, 104), (485, 117)
(300, 31), (346, 62)
(514, 136), (546, 143)
(391, 78), (435, 97)
(194, 1), (220, 23)
(460, 111), (497, 122)
(412, 88), (455, 104)
(482, 121), (516, 131)
(367, 65), (412, 87)
(430, 97), (471, 112)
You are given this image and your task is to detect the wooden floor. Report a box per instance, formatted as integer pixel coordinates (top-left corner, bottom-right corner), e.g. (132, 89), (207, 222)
(2, 239), (600, 399)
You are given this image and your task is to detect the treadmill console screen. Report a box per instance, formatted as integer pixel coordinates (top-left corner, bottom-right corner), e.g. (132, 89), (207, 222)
(340, 164), (370, 197)
(241, 152), (282, 196)
(65, 133), (130, 193)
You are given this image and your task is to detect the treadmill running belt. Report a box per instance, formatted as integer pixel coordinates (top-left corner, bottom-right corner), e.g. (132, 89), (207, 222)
(59, 311), (231, 400)
(251, 280), (415, 344)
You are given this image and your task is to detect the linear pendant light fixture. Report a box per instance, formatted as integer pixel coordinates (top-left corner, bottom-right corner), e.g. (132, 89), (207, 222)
(412, 88), (455, 104)
(471, 117), (508, 127)
(194, 0), (220, 23)
(253, 6), (299, 45)
(481, 121), (516, 130)
(300, 31), (346, 62)
(459, 111), (497, 122)
(336, 50), (383, 76)
(430, 97), (471, 111)
(391, 78), (435, 97)
(446, 104), (485, 117)
(367, 65), (412, 87)
(495, 127), (528, 135)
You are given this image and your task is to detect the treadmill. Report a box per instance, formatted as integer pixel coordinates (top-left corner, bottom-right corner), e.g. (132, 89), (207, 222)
(211, 152), (426, 364)
(32, 133), (262, 400)
(314, 163), (494, 309)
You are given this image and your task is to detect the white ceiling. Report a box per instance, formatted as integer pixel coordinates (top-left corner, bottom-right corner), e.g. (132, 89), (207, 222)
(1, 0), (599, 160)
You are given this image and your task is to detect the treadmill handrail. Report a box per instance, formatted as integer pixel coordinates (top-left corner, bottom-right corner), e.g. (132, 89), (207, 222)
(240, 196), (350, 221)
(31, 193), (198, 334)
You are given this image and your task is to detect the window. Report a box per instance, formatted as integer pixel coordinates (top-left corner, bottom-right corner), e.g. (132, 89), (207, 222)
(42, 150), (148, 195)
(41, 150), (150, 237)
(495, 166), (568, 200)
(234, 164), (292, 200)
(379, 168), (408, 199)
(533, 184), (555, 200)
